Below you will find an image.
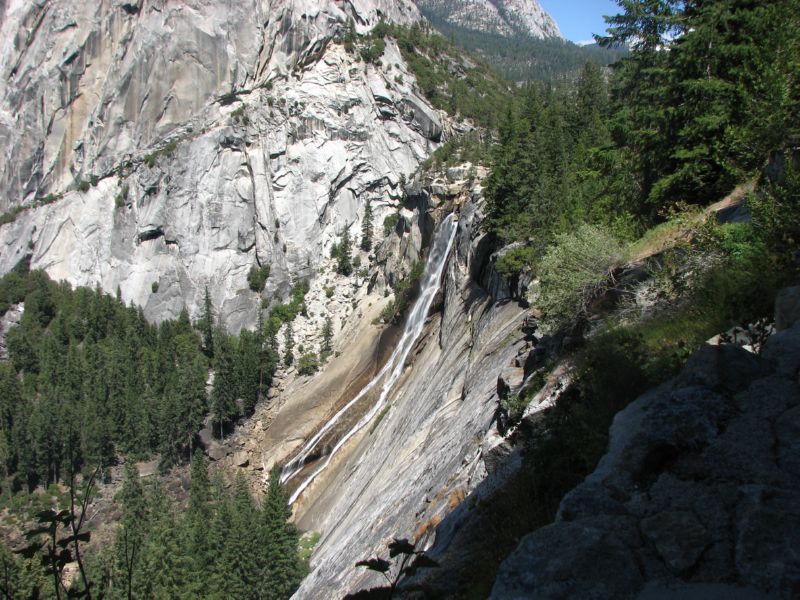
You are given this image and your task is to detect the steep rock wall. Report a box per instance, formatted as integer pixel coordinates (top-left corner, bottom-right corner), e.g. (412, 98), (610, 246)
(287, 177), (531, 598)
(0, 0), (436, 331)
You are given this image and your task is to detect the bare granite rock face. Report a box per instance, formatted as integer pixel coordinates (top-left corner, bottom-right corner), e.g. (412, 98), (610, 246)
(0, 0), (436, 331)
(491, 313), (800, 599)
(284, 179), (532, 598)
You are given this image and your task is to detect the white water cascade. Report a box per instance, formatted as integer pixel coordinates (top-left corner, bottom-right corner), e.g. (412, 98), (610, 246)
(280, 214), (459, 504)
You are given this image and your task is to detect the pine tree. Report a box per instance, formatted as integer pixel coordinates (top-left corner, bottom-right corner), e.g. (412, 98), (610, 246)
(237, 329), (262, 416)
(139, 480), (186, 598)
(360, 199), (373, 251)
(259, 468), (302, 600)
(226, 473), (260, 596)
(321, 316), (333, 355)
(184, 451), (214, 597)
(199, 286), (215, 358)
(344, 17), (357, 53)
(336, 229), (353, 276)
(652, 0), (798, 205)
(188, 450), (211, 519)
(598, 0), (686, 213)
(113, 462), (146, 600)
(283, 321), (294, 367)
(211, 334), (238, 438)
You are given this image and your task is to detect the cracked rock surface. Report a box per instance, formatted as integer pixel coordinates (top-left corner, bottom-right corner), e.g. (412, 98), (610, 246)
(492, 317), (800, 599)
(0, 0), (436, 331)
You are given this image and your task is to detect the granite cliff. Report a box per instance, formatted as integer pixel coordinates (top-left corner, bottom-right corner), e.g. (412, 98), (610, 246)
(0, 0), (436, 331)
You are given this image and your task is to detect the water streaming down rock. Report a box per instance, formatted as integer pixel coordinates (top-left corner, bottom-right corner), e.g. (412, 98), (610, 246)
(280, 214), (459, 503)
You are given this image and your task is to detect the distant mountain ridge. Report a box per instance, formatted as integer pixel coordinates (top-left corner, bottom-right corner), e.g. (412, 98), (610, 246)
(415, 0), (563, 39)
(415, 0), (626, 83)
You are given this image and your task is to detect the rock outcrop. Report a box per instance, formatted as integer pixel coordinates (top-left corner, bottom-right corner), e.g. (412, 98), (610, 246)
(0, 0), (438, 331)
(492, 311), (800, 598)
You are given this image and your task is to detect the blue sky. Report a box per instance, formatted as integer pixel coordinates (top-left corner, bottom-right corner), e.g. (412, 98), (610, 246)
(539, 0), (621, 44)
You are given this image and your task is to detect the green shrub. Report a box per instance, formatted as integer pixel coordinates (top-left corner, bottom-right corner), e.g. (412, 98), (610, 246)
(247, 263), (271, 292)
(378, 300), (396, 323)
(537, 224), (623, 325)
(77, 180), (91, 192)
(269, 280), (309, 324)
(500, 393), (529, 423)
(151, 281), (159, 293)
(324, 286), (335, 299)
(360, 37), (386, 63)
(0, 206), (25, 226)
(143, 139), (179, 169)
(230, 105), (249, 124)
(383, 213), (400, 236)
(115, 183), (129, 208)
(297, 352), (319, 376)
(496, 245), (537, 280)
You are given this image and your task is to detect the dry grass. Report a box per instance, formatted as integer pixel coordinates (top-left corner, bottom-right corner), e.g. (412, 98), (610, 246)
(447, 486), (467, 510)
(413, 514), (442, 544)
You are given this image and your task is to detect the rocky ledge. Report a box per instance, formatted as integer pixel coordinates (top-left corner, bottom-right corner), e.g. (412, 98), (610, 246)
(492, 293), (800, 599)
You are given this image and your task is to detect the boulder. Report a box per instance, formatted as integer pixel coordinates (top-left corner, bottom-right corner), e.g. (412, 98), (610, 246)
(207, 444), (227, 462)
(497, 367), (525, 397)
(775, 286), (800, 331)
(674, 344), (761, 393)
(640, 510), (709, 573)
(232, 451), (250, 468)
(490, 522), (644, 600)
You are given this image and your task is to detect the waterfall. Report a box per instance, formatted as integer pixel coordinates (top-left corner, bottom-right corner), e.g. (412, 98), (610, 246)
(280, 214), (458, 504)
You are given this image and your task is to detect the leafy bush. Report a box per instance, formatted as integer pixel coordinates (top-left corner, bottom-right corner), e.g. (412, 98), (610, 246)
(269, 280), (310, 324)
(297, 352), (319, 376)
(378, 300), (396, 324)
(247, 263), (271, 292)
(115, 182), (129, 208)
(0, 205), (25, 226)
(495, 245), (537, 280)
(750, 161), (800, 268)
(383, 213), (400, 237)
(143, 139), (179, 168)
(500, 393), (529, 423)
(379, 261), (424, 324)
(230, 105), (249, 125)
(537, 224), (623, 325)
(360, 37), (386, 63)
